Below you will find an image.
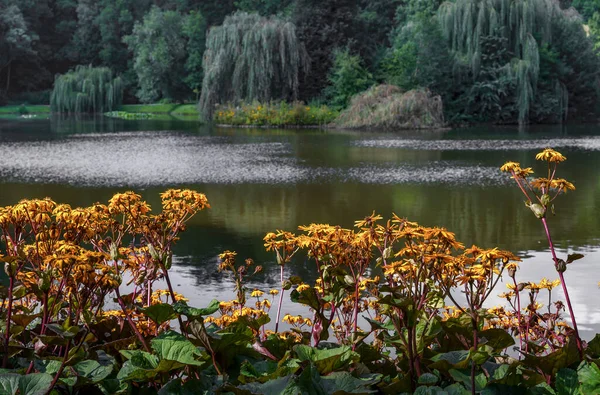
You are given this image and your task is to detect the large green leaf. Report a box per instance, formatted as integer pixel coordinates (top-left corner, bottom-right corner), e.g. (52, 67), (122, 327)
(151, 330), (203, 366)
(428, 350), (470, 371)
(523, 340), (580, 376)
(414, 386), (447, 395)
(237, 363), (329, 395)
(479, 329), (515, 352)
(97, 379), (128, 395)
(173, 300), (220, 318)
(18, 373), (53, 395)
(418, 373), (439, 385)
(578, 361), (600, 394)
(141, 303), (177, 325)
(294, 345), (359, 375)
(586, 334), (600, 358)
(117, 350), (159, 381)
(0, 374), (19, 395)
(73, 359), (114, 384)
(449, 369), (487, 392)
(321, 372), (380, 394)
(158, 376), (223, 395)
(555, 368), (580, 395)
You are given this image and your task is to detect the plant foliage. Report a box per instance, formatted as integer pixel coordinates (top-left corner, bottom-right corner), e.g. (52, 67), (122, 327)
(50, 65), (123, 113)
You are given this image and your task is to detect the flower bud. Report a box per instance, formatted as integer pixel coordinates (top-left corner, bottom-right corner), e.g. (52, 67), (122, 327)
(555, 259), (567, 273)
(109, 242), (120, 261)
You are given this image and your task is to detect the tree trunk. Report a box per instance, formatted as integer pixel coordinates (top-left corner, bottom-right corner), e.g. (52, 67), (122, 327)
(5, 61), (11, 98)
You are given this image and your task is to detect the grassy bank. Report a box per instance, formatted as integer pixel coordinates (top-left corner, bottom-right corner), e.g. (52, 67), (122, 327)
(118, 103), (199, 115)
(0, 105), (50, 114)
(213, 101), (338, 127)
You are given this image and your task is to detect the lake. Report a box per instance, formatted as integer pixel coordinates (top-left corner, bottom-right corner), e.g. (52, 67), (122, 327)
(1, 115), (599, 337)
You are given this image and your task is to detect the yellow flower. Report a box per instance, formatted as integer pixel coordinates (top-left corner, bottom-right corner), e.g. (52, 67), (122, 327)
(535, 148), (566, 162)
(269, 289), (280, 296)
(539, 278), (561, 290)
(251, 289), (264, 298)
(296, 283), (310, 292)
(500, 161), (521, 172)
(550, 178), (575, 192)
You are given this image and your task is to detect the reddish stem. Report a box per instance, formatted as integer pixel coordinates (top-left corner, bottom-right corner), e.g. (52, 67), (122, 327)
(2, 276), (14, 368)
(274, 264), (285, 333)
(540, 217), (583, 356)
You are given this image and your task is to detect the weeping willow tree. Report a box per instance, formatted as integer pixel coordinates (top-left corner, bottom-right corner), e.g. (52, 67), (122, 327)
(437, 0), (558, 123)
(199, 12), (309, 120)
(50, 65), (123, 113)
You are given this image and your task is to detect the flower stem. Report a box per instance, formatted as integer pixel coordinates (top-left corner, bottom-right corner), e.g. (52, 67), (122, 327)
(2, 276), (14, 368)
(275, 264), (285, 333)
(540, 217), (582, 356)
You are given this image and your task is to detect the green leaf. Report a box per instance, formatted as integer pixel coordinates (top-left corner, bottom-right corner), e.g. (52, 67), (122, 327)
(444, 383), (470, 395)
(479, 328), (515, 351)
(151, 330), (203, 367)
(141, 303), (177, 325)
(587, 334), (600, 358)
(429, 350), (471, 371)
(290, 287), (321, 312)
(173, 300), (219, 318)
(73, 359), (114, 384)
(418, 373), (439, 385)
(33, 360), (62, 375)
(578, 361), (600, 394)
(523, 340), (580, 376)
(293, 345), (359, 375)
(97, 379), (128, 395)
(414, 386), (446, 395)
(321, 372), (380, 394)
(19, 373), (53, 395)
(529, 382), (557, 394)
(0, 374), (19, 395)
(11, 313), (40, 328)
(117, 350), (159, 382)
(364, 317), (394, 332)
(45, 324), (79, 339)
(449, 369), (487, 392)
(556, 368), (580, 395)
(566, 254), (584, 264)
(158, 378), (220, 395)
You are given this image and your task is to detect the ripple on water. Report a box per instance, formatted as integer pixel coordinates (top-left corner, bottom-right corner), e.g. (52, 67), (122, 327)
(0, 132), (513, 187)
(353, 137), (600, 151)
(0, 132), (306, 186)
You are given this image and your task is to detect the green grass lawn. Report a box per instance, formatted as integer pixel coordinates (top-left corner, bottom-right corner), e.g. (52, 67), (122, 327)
(118, 103), (199, 116)
(0, 105), (50, 114)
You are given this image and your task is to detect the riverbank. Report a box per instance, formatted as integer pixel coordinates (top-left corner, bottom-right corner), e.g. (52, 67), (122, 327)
(0, 105), (50, 114)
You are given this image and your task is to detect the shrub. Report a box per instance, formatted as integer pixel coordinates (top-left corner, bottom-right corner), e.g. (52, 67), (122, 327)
(213, 101), (337, 126)
(324, 48), (374, 109)
(333, 84), (445, 129)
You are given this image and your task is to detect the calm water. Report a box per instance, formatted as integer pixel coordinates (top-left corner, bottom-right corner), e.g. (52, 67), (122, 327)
(1, 116), (600, 336)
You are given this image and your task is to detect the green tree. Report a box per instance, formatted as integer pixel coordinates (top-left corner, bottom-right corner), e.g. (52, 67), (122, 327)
(124, 6), (190, 103)
(292, 0), (361, 100)
(182, 10), (207, 98)
(381, 15), (450, 92)
(0, 3), (37, 99)
(325, 48), (373, 108)
(50, 65), (123, 113)
(234, 0), (293, 15)
(199, 12), (309, 119)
